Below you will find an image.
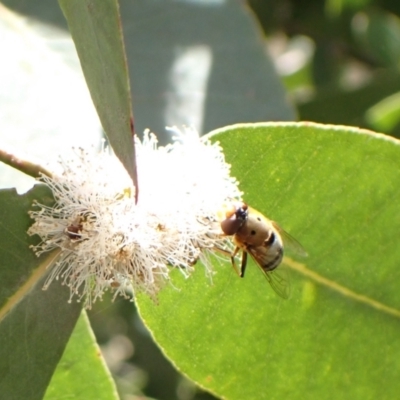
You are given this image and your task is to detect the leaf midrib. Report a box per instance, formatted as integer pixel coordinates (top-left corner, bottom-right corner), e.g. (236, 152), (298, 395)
(285, 256), (400, 318)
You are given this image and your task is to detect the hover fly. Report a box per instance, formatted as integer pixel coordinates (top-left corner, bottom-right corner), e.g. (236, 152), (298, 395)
(220, 202), (306, 299)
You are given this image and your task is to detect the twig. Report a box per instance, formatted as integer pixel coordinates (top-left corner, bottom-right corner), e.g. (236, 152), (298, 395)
(0, 147), (52, 179)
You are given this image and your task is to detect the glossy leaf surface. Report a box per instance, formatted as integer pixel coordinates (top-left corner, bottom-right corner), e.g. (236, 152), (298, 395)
(137, 122), (400, 400)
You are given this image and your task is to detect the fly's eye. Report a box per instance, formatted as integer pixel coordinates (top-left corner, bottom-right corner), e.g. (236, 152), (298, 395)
(250, 230), (256, 235)
(221, 216), (244, 236)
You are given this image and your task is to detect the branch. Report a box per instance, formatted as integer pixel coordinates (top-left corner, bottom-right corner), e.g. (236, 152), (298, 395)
(0, 147), (52, 179)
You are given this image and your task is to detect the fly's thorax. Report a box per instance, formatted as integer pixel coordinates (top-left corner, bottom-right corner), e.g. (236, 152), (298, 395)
(234, 213), (276, 247)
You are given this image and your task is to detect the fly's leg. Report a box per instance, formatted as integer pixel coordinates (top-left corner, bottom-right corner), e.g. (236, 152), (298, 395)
(240, 250), (248, 278)
(229, 246), (242, 277)
(212, 244), (245, 278)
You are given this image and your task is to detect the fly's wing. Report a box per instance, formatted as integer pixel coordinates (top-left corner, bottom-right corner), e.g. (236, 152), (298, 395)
(264, 268), (291, 299)
(247, 246), (291, 299)
(272, 221), (308, 257)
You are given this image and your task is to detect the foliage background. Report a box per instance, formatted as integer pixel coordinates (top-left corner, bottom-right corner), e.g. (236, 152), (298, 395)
(1, 0), (400, 399)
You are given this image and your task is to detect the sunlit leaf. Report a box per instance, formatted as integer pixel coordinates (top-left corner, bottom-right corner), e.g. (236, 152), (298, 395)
(365, 91), (400, 131)
(137, 122), (400, 400)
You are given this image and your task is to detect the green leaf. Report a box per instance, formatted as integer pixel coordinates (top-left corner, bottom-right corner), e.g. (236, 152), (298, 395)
(325, 0), (372, 17)
(45, 311), (119, 400)
(58, 0), (137, 193)
(0, 186), (81, 400)
(136, 122), (400, 399)
(352, 9), (400, 68)
(366, 91), (400, 132)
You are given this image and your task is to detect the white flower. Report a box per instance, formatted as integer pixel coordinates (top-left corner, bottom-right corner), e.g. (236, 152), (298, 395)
(28, 127), (242, 308)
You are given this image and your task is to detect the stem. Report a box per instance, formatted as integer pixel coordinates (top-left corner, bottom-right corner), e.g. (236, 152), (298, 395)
(0, 147), (52, 179)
